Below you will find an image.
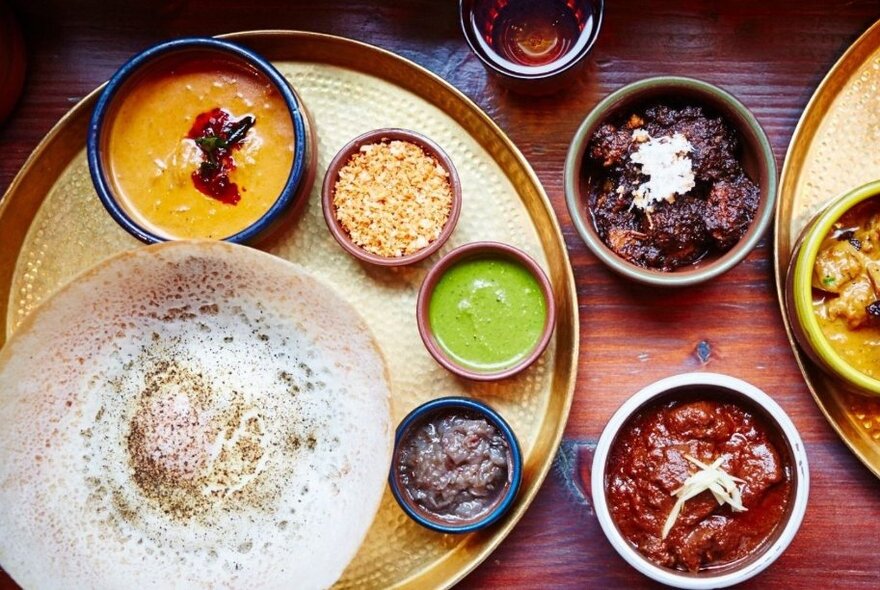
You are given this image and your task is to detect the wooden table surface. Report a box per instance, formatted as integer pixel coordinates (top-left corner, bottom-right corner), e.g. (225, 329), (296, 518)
(1, 1), (879, 588)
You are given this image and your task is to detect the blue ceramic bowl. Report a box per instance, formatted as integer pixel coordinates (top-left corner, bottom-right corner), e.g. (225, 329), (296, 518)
(389, 396), (523, 534)
(87, 37), (311, 244)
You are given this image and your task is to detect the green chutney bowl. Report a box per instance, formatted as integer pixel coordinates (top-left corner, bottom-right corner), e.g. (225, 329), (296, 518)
(785, 179), (880, 397)
(564, 76), (777, 287)
(416, 241), (556, 381)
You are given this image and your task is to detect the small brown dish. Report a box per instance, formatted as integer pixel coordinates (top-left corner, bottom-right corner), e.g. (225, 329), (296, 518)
(564, 76), (776, 286)
(321, 128), (462, 266)
(416, 241), (555, 381)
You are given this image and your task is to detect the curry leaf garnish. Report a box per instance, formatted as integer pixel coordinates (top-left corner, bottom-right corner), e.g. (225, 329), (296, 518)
(225, 115), (255, 146)
(195, 135), (228, 152)
(198, 159), (220, 177)
(188, 109), (255, 205)
(193, 115), (254, 162)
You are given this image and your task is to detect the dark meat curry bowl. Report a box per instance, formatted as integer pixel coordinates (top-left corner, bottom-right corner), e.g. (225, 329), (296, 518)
(591, 373), (809, 589)
(564, 76), (776, 286)
(785, 180), (880, 397)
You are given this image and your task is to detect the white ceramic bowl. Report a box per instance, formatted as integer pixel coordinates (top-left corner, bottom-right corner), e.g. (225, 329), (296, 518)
(591, 373), (809, 589)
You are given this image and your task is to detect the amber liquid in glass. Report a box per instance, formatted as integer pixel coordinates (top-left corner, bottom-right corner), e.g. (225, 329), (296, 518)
(488, 0), (584, 67)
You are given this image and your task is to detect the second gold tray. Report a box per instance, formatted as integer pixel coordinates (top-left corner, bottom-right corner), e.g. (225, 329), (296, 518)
(0, 31), (578, 588)
(776, 20), (880, 478)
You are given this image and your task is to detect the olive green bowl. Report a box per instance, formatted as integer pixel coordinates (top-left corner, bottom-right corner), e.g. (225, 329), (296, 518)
(785, 179), (880, 397)
(563, 76), (777, 287)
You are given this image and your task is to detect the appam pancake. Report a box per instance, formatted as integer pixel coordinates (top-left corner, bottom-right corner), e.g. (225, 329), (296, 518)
(0, 241), (392, 589)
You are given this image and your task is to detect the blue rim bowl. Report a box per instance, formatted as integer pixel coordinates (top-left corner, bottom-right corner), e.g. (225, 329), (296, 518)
(389, 396), (523, 534)
(86, 37), (309, 244)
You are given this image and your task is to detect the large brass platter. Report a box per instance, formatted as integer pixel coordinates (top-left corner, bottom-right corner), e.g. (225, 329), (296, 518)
(0, 31), (578, 588)
(776, 20), (880, 478)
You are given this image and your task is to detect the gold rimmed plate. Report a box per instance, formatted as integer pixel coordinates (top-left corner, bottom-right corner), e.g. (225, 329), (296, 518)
(0, 31), (578, 589)
(776, 20), (880, 478)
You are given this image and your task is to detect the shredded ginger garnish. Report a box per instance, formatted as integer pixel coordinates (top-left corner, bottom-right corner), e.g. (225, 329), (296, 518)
(661, 455), (748, 540)
(630, 132), (695, 212)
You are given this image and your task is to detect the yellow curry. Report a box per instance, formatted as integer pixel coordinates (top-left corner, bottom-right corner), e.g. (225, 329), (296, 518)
(106, 57), (294, 240)
(813, 200), (880, 378)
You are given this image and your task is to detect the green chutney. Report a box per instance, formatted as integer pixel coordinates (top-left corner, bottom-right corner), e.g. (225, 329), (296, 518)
(428, 256), (547, 372)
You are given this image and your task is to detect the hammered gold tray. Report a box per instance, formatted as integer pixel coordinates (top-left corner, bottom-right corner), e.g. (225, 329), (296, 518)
(0, 31), (578, 588)
(776, 20), (880, 478)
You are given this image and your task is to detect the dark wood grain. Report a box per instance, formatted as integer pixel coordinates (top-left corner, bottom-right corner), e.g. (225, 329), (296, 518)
(1, 1), (879, 588)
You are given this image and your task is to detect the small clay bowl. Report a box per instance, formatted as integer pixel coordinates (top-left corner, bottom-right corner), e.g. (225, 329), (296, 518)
(591, 373), (809, 588)
(389, 396), (523, 534)
(785, 180), (880, 396)
(416, 241), (555, 381)
(459, 0), (605, 95)
(322, 128), (462, 267)
(564, 76), (776, 286)
(87, 37), (315, 245)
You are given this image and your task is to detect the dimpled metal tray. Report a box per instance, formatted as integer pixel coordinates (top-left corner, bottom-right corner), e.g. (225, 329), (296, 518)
(776, 21), (880, 478)
(0, 31), (578, 589)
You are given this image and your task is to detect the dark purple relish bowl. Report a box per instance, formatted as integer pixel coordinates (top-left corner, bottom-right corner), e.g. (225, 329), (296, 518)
(388, 396), (523, 534)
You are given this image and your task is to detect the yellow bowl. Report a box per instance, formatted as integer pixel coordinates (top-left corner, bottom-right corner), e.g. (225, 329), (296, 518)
(786, 179), (880, 396)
